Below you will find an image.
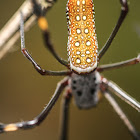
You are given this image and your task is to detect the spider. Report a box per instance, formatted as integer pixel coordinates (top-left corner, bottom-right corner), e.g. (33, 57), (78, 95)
(0, 0), (140, 140)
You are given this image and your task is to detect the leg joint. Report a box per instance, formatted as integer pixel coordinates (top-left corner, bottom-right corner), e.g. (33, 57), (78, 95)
(120, 0), (128, 12)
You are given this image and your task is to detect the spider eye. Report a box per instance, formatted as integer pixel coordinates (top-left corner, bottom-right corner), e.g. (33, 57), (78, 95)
(73, 80), (77, 84)
(77, 91), (82, 96)
(93, 77), (96, 81)
(72, 86), (76, 90)
(90, 88), (95, 95)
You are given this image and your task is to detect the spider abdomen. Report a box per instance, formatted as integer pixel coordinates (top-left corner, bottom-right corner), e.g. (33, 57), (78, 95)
(66, 0), (98, 74)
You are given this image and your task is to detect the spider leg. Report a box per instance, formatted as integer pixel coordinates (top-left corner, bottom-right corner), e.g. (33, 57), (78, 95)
(32, 0), (68, 67)
(98, 54), (140, 72)
(59, 88), (72, 140)
(101, 77), (140, 112)
(99, 0), (128, 60)
(20, 12), (71, 76)
(0, 77), (69, 134)
(104, 91), (140, 140)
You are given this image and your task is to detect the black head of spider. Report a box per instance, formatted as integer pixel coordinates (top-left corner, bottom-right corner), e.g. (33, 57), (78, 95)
(70, 71), (101, 109)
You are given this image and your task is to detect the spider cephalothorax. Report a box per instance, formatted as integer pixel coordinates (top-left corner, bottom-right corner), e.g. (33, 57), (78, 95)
(70, 71), (101, 109)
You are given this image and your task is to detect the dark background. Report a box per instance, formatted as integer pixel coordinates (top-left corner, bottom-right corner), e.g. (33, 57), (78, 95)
(0, 0), (140, 140)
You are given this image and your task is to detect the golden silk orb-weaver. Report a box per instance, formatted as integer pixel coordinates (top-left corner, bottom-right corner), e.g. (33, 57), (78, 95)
(0, 0), (140, 140)
(67, 0), (98, 73)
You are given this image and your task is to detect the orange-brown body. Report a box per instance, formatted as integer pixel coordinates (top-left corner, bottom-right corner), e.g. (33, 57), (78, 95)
(66, 0), (98, 73)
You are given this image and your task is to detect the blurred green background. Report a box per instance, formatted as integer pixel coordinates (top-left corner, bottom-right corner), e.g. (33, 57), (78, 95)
(0, 0), (140, 140)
